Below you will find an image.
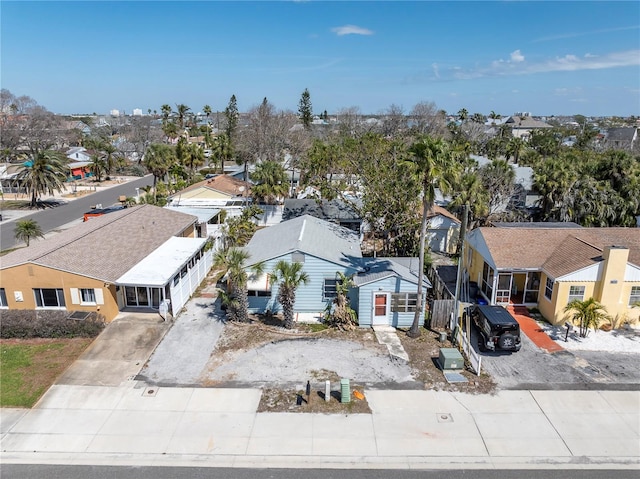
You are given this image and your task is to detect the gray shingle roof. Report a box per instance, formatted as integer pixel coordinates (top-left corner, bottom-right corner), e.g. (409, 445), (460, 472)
(1, 205), (198, 282)
(353, 257), (431, 287)
(283, 199), (362, 222)
(244, 215), (362, 267)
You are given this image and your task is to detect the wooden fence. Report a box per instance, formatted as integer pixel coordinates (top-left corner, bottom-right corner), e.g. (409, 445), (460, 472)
(429, 299), (455, 329)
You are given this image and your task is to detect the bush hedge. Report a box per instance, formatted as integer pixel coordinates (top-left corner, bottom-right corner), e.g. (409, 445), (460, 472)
(0, 310), (105, 339)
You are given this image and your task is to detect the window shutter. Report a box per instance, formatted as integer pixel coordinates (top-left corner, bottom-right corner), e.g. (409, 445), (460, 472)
(95, 288), (104, 305)
(70, 288), (80, 305)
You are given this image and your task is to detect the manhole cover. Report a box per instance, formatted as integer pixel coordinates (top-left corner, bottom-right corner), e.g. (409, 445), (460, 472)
(437, 413), (454, 423)
(143, 387), (158, 397)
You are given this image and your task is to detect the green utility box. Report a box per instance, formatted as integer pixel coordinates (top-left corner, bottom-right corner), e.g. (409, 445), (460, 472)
(340, 378), (351, 403)
(438, 348), (464, 370)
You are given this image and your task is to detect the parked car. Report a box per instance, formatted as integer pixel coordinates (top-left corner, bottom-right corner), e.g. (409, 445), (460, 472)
(471, 305), (522, 352)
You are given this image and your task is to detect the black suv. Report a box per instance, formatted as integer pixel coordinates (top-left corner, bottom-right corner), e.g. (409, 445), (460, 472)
(471, 305), (522, 352)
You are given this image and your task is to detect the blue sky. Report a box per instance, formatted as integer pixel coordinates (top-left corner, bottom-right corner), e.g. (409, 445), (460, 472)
(2, 1), (639, 117)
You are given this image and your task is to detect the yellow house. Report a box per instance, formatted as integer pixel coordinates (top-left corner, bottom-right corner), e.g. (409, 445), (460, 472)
(168, 174), (251, 208)
(0, 205), (214, 322)
(464, 226), (640, 325)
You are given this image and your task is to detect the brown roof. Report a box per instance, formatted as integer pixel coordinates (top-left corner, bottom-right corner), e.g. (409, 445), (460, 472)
(178, 174), (251, 197)
(427, 205), (461, 224)
(476, 227), (640, 278)
(0, 205), (197, 282)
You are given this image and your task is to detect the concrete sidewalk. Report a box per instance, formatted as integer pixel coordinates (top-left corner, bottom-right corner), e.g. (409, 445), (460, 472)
(1, 386), (638, 469)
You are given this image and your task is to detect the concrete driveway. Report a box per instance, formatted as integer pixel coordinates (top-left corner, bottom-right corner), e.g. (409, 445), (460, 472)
(56, 314), (170, 387)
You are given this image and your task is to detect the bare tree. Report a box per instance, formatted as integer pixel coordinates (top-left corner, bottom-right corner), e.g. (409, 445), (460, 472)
(380, 104), (407, 138)
(409, 101), (448, 137)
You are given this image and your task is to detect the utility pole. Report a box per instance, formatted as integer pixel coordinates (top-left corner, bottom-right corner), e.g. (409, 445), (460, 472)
(452, 204), (469, 336)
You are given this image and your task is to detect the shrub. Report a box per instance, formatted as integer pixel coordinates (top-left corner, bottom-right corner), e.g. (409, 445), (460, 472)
(0, 310), (105, 339)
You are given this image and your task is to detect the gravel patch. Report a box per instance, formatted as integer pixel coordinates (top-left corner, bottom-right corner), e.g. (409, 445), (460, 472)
(202, 337), (415, 386)
(138, 298), (225, 385)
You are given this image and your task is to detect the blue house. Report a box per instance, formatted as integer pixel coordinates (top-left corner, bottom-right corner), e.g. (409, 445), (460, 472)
(243, 215), (430, 328)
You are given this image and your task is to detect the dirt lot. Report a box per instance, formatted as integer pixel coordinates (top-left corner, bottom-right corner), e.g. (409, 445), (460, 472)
(194, 316), (495, 412)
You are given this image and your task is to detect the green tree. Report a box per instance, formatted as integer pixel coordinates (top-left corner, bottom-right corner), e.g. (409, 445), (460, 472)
(224, 94), (239, 142)
(184, 142), (205, 179)
(324, 271), (357, 330)
(221, 205), (263, 247)
(270, 260), (309, 329)
(101, 142), (118, 175)
(214, 248), (263, 323)
(175, 104), (191, 130)
(14, 219), (44, 246)
(457, 108), (468, 123)
(89, 154), (107, 182)
(478, 159), (516, 218)
(406, 136), (460, 337)
(203, 104), (212, 124)
(564, 297), (610, 338)
(143, 143), (175, 194)
(298, 88), (313, 130)
(211, 133), (233, 174)
(14, 150), (67, 207)
(251, 160), (289, 204)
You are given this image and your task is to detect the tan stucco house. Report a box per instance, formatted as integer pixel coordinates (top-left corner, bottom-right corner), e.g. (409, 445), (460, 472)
(464, 225), (640, 325)
(0, 205), (213, 322)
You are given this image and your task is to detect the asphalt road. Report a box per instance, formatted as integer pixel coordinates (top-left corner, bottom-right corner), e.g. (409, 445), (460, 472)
(0, 175), (154, 250)
(2, 466), (637, 479)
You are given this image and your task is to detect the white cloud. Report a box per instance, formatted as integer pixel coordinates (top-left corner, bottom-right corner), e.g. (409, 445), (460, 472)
(432, 63), (440, 79)
(331, 25), (374, 36)
(510, 50), (525, 62)
(440, 49), (640, 81)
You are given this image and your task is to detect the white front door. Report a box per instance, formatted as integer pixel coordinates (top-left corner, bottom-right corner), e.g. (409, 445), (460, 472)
(372, 292), (390, 325)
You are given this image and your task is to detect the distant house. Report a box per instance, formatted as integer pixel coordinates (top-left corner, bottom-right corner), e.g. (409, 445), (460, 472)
(283, 198), (363, 233)
(66, 147), (93, 163)
(242, 215), (430, 328)
(168, 174), (251, 211)
(605, 128), (638, 151)
(464, 225), (640, 325)
(504, 115), (552, 140)
(0, 205), (212, 321)
(426, 205), (461, 254)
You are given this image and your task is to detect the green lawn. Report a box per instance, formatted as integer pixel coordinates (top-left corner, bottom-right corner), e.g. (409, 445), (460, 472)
(0, 339), (91, 407)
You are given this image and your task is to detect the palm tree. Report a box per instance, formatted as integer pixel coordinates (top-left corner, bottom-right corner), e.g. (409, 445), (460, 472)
(101, 142), (117, 175)
(14, 150), (67, 207)
(405, 136), (460, 337)
(184, 143), (205, 179)
(203, 104), (212, 125)
(89, 154), (107, 182)
(214, 248), (263, 322)
(270, 260), (309, 329)
(162, 121), (179, 144)
(211, 133), (233, 174)
(143, 143), (175, 195)
(14, 219), (44, 246)
(160, 104), (172, 122)
(506, 137), (526, 164)
(564, 297), (610, 338)
(457, 108), (468, 123)
(324, 271), (357, 330)
(251, 160), (288, 204)
(175, 104), (191, 130)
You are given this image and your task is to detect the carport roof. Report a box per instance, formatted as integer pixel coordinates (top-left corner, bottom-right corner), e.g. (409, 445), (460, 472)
(116, 236), (207, 286)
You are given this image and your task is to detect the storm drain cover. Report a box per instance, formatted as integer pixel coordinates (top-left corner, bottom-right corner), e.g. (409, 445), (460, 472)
(68, 311), (90, 321)
(444, 372), (468, 383)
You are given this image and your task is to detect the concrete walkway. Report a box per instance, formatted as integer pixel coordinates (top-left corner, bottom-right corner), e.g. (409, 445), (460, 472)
(373, 325), (410, 362)
(1, 386), (638, 469)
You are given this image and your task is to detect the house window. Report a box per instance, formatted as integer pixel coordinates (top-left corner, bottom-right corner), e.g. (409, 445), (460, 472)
(545, 278), (554, 300)
(181, 265), (188, 278)
(292, 252), (305, 263)
(80, 288), (96, 304)
(482, 262), (494, 300)
(248, 290), (272, 297)
(323, 279), (339, 299)
(391, 293), (419, 313)
(34, 288), (66, 308)
(173, 274), (180, 286)
(629, 286), (640, 306)
(0, 288), (7, 307)
(567, 285), (585, 304)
